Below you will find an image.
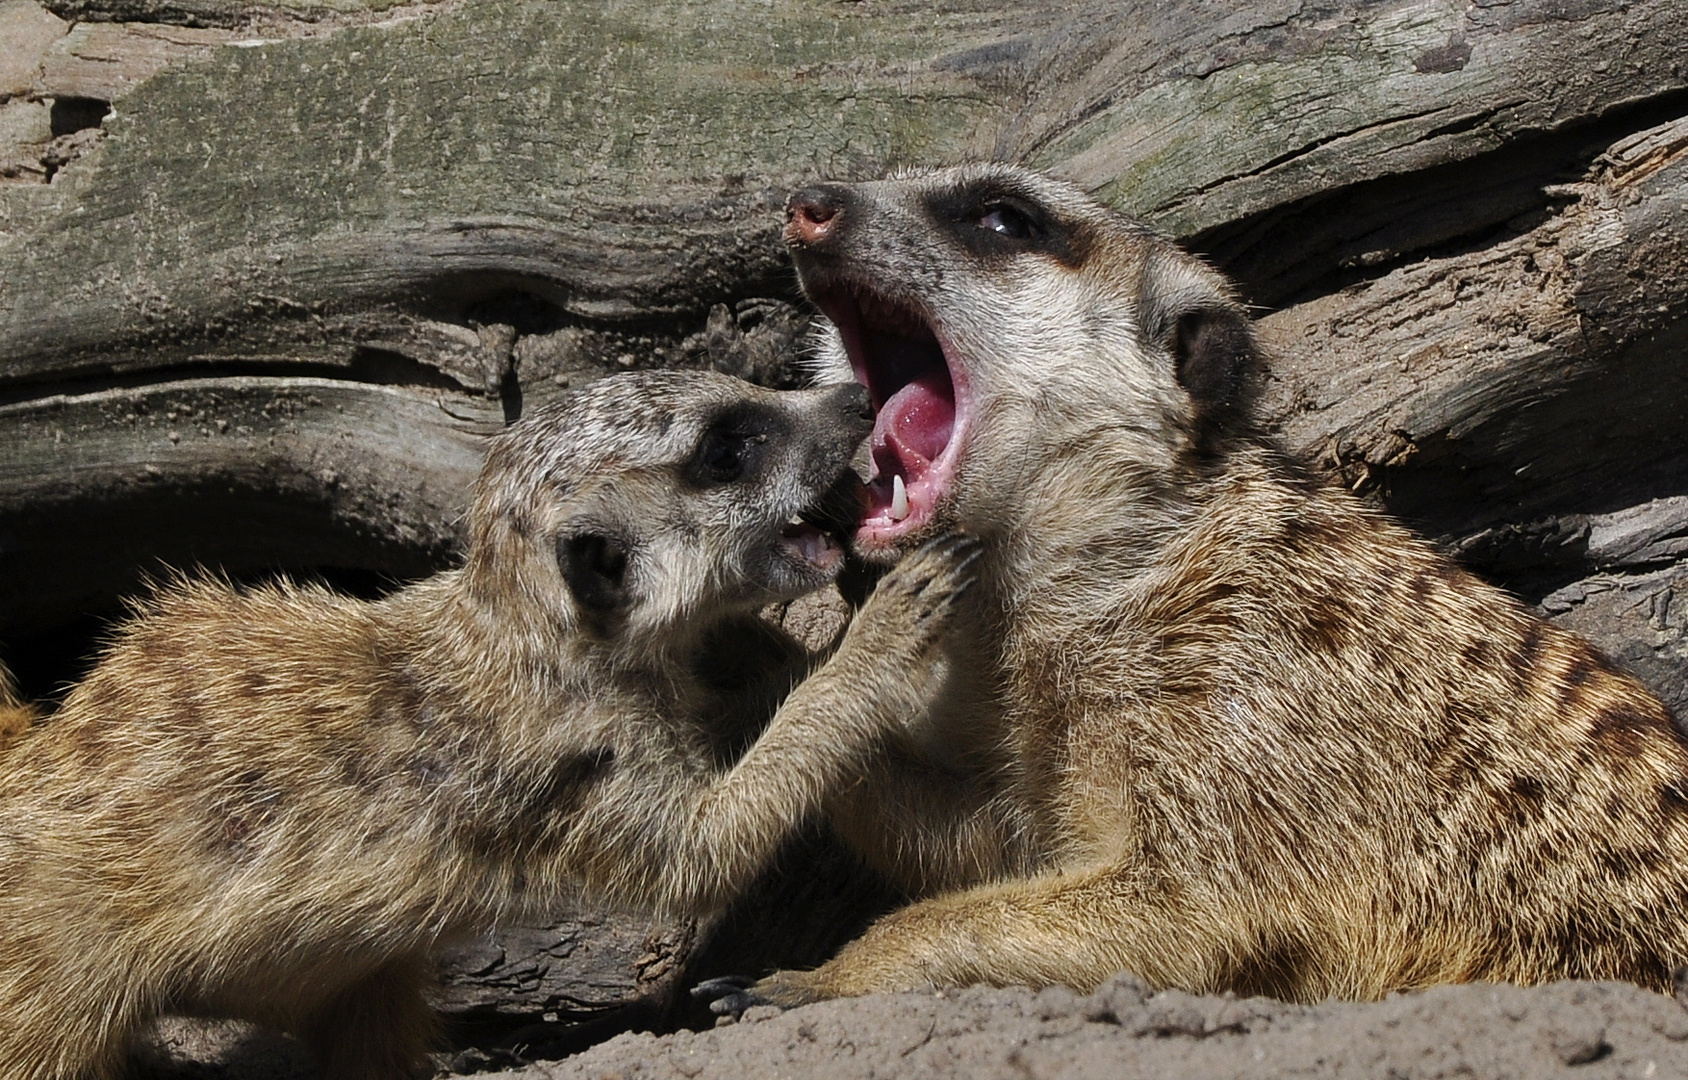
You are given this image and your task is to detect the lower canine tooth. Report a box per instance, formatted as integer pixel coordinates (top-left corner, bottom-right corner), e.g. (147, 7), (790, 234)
(890, 475), (910, 521)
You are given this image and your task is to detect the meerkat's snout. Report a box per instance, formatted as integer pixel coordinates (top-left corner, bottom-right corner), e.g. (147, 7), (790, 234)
(785, 185), (853, 250)
(769, 381), (874, 580)
(786, 185), (971, 553)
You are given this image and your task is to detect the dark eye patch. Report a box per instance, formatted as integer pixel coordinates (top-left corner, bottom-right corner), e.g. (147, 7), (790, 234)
(686, 405), (782, 487)
(928, 186), (1044, 250)
(924, 183), (1087, 266)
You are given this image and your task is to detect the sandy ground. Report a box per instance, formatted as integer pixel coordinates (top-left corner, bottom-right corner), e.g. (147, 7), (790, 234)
(479, 976), (1688, 1080)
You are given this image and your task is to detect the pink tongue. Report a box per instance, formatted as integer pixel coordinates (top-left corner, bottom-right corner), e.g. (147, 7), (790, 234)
(874, 376), (954, 479)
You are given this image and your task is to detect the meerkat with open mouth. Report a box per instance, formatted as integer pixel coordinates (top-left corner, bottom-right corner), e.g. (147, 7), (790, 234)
(702, 164), (1688, 1009)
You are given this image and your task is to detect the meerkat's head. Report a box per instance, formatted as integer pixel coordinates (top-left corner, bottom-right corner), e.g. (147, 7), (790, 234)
(784, 163), (1260, 560)
(464, 370), (870, 653)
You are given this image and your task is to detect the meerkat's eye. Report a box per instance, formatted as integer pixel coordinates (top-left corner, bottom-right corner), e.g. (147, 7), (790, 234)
(700, 431), (747, 482)
(690, 421), (771, 486)
(930, 187), (1075, 261)
(977, 203), (1035, 239)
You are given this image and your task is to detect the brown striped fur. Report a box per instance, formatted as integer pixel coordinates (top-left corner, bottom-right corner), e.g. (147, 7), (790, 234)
(0, 662), (37, 751)
(0, 371), (976, 1079)
(738, 164), (1688, 1007)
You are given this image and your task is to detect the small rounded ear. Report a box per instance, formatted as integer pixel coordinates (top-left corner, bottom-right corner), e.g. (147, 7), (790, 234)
(1168, 305), (1260, 448)
(557, 532), (632, 617)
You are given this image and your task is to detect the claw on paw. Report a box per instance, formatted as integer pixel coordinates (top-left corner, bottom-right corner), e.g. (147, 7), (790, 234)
(692, 975), (770, 1018)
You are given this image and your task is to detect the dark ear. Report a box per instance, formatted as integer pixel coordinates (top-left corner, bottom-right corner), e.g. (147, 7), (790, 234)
(557, 532), (631, 617)
(1168, 306), (1260, 448)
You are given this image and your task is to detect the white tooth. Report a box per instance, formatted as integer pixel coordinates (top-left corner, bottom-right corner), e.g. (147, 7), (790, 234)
(787, 515), (804, 527)
(890, 474), (910, 521)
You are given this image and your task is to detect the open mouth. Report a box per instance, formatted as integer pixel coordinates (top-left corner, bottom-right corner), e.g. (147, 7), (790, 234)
(810, 288), (966, 547)
(778, 469), (870, 573)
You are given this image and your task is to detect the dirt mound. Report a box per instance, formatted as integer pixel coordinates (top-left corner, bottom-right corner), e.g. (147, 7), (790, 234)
(491, 976), (1688, 1080)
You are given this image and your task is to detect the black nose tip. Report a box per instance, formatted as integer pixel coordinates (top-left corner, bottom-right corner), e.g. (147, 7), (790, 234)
(836, 381), (873, 423)
(786, 185), (852, 249)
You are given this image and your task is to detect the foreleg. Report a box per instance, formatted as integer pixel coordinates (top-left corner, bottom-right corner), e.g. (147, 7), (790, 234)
(710, 864), (1328, 1008)
(568, 535), (980, 914)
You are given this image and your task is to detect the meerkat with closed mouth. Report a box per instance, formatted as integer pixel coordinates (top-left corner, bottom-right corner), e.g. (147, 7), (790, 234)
(0, 369), (978, 1080)
(701, 163), (1688, 1010)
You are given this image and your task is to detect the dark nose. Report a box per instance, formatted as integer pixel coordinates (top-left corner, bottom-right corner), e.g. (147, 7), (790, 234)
(785, 185), (851, 250)
(831, 381), (874, 431)
(835, 381), (872, 418)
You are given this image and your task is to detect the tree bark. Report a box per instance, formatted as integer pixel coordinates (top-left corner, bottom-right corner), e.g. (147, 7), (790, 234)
(5, 0), (1685, 645)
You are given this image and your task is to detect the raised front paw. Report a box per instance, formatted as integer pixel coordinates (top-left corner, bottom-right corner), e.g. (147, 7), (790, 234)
(691, 970), (828, 1018)
(848, 533), (982, 653)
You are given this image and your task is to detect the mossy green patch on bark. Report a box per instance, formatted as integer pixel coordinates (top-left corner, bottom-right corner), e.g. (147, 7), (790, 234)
(2, 0), (1002, 371)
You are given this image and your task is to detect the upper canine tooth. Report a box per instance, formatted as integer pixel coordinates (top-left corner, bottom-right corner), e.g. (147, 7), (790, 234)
(787, 515), (805, 527)
(890, 475), (910, 521)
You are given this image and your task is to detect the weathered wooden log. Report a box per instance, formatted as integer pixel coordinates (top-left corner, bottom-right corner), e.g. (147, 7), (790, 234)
(5, 0), (1685, 652)
(1258, 120), (1688, 585)
(0, 377), (490, 656)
